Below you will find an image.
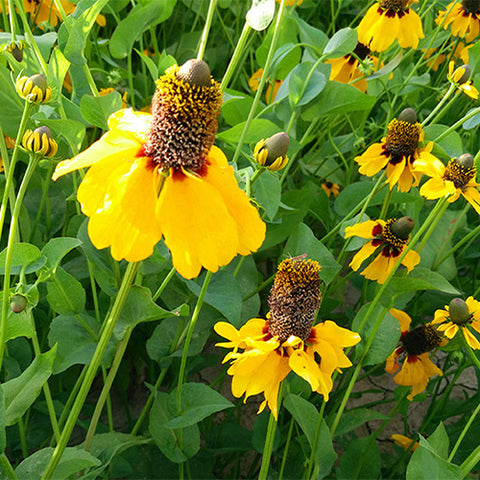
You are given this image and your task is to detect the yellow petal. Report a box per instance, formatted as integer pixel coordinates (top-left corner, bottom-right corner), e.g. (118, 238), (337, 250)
(344, 220), (379, 239)
(401, 249), (420, 273)
(289, 350), (321, 391)
(389, 308), (412, 333)
(349, 242), (378, 271)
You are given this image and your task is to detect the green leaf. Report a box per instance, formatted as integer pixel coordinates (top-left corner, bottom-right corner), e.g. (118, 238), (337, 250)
(38, 118), (86, 156)
(134, 48), (158, 81)
(246, 0), (275, 31)
(4, 304), (34, 342)
(283, 394), (337, 479)
(352, 303), (399, 366)
(15, 446), (100, 479)
(334, 408), (388, 437)
(48, 314), (99, 374)
(47, 47), (71, 99)
(0, 387), (5, 454)
(462, 108), (480, 130)
(185, 271), (243, 327)
(283, 223), (341, 285)
(114, 286), (188, 340)
(302, 81), (376, 120)
(288, 62), (326, 108)
(424, 124), (463, 158)
(323, 27), (358, 58)
(216, 119), (280, 144)
(80, 92), (123, 129)
(41, 237), (82, 270)
(61, 0), (111, 64)
(150, 392), (200, 463)
(164, 383), (233, 428)
(46, 267), (86, 315)
(0, 64), (23, 138)
(2, 346), (56, 426)
(336, 437), (381, 480)
(0, 243), (45, 275)
(297, 18), (328, 52)
(252, 171), (282, 221)
(109, 0), (177, 58)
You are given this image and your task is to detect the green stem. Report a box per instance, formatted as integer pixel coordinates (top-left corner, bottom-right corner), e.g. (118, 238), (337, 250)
(7, 0), (15, 41)
(41, 262), (139, 480)
(231, 0), (287, 165)
(0, 154), (40, 373)
(197, 0), (217, 61)
(0, 454), (18, 480)
(258, 382), (283, 480)
(220, 22), (251, 90)
(435, 105), (480, 143)
(379, 187), (393, 220)
(0, 102), (33, 243)
(0, 126), (17, 234)
(84, 328), (133, 450)
(153, 267), (177, 301)
(415, 197), (449, 253)
(305, 401), (326, 479)
(278, 417), (294, 480)
(461, 444), (480, 479)
(421, 83), (456, 126)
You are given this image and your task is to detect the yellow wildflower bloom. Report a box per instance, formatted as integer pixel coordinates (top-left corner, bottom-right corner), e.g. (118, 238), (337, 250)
(321, 181), (340, 198)
(415, 154), (480, 214)
(344, 217), (420, 285)
(432, 297), (480, 349)
(436, 0), (480, 43)
(249, 68), (283, 104)
(447, 61), (479, 99)
(358, 0), (424, 52)
(215, 258), (360, 419)
(355, 108), (438, 192)
(99, 87), (129, 108)
(391, 434), (420, 452)
(385, 309), (443, 400)
(52, 60), (266, 279)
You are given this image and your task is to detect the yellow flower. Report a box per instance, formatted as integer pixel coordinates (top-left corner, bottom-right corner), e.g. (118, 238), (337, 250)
(424, 42), (470, 72)
(358, 0), (424, 52)
(275, 0), (303, 5)
(447, 61), (479, 99)
(391, 434), (420, 453)
(99, 87), (129, 108)
(415, 153), (480, 214)
(52, 59), (266, 279)
(326, 42), (384, 92)
(344, 217), (420, 285)
(432, 297), (480, 349)
(321, 181), (340, 198)
(355, 108), (438, 192)
(385, 308), (443, 401)
(215, 258), (360, 419)
(436, 0), (480, 43)
(248, 68), (283, 104)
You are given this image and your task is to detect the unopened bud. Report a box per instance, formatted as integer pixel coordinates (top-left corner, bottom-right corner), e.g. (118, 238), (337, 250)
(398, 108), (417, 124)
(456, 153), (474, 169)
(22, 126), (58, 157)
(176, 59), (211, 87)
(390, 216), (414, 240)
(449, 298), (471, 325)
(455, 64), (471, 84)
(16, 73), (52, 103)
(6, 41), (25, 62)
(253, 132), (290, 171)
(10, 294), (27, 313)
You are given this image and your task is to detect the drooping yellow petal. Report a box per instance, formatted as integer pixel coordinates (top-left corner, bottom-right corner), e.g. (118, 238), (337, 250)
(356, 143), (389, 176)
(349, 242), (378, 271)
(401, 249), (420, 273)
(463, 327), (480, 349)
(462, 187), (480, 214)
(289, 350), (321, 391)
(369, 11), (400, 52)
(344, 220), (379, 239)
(396, 9), (424, 49)
(390, 308), (412, 333)
(361, 252), (392, 284)
(385, 349), (400, 374)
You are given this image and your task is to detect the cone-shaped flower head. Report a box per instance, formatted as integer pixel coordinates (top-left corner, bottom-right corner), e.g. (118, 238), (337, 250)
(253, 132), (289, 171)
(22, 126), (58, 157)
(52, 59), (266, 278)
(215, 257), (361, 419)
(432, 297), (480, 349)
(386, 308), (443, 400)
(16, 74), (52, 103)
(344, 216), (420, 284)
(355, 108), (438, 192)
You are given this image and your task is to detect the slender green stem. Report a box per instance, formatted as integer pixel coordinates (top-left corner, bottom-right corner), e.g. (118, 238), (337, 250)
(84, 328), (133, 450)
(41, 262), (139, 480)
(415, 198), (449, 253)
(461, 443), (480, 479)
(421, 83), (456, 126)
(197, 0), (217, 61)
(379, 187), (393, 220)
(0, 453), (18, 480)
(7, 0), (15, 41)
(305, 401), (326, 479)
(435, 105), (480, 143)
(220, 22), (251, 90)
(231, 0), (287, 165)
(0, 102), (33, 242)
(278, 417), (294, 480)
(153, 267), (177, 301)
(258, 382), (283, 480)
(0, 154), (40, 373)
(18, 417), (28, 457)
(0, 126), (17, 232)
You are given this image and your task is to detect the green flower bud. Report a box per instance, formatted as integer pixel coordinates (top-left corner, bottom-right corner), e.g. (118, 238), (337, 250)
(253, 132), (290, 171)
(449, 298), (471, 325)
(398, 108), (417, 124)
(10, 294), (27, 313)
(176, 59), (211, 87)
(390, 216), (414, 240)
(16, 73), (52, 103)
(22, 126), (58, 157)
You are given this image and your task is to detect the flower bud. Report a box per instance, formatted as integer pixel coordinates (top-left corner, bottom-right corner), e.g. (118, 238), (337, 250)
(16, 74), (52, 103)
(176, 59), (211, 87)
(22, 126), (58, 157)
(6, 41), (25, 62)
(449, 298), (471, 325)
(454, 64), (471, 84)
(253, 132), (289, 171)
(390, 216), (414, 240)
(10, 294), (28, 313)
(456, 153), (474, 170)
(398, 108), (417, 124)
